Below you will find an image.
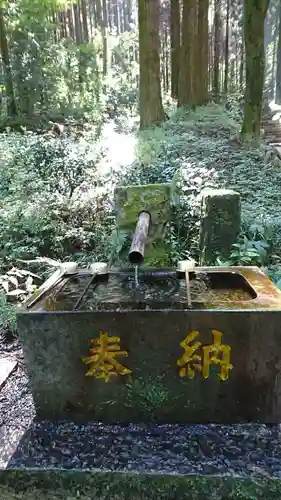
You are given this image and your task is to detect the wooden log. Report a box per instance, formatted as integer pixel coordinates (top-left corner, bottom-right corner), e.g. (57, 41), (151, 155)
(129, 211), (151, 265)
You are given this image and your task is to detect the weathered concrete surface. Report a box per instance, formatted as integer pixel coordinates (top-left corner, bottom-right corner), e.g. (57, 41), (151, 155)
(17, 308), (281, 423)
(200, 189), (241, 265)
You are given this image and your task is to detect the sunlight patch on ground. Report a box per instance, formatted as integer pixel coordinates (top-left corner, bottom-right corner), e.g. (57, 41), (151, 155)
(269, 100), (281, 112)
(99, 120), (137, 176)
(81, 119), (137, 202)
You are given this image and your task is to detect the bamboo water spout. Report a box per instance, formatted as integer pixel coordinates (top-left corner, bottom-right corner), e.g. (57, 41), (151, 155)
(129, 211), (151, 265)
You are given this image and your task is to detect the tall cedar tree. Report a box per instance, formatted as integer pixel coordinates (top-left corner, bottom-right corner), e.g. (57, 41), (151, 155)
(275, 0), (281, 104)
(197, 0), (209, 104)
(241, 0), (270, 140)
(224, 0), (230, 94)
(213, 0), (221, 100)
(170, 0), (180, 98)
(139, 0), (165, 129)
(178, 0), (197, 107)
(0, 6), (17, 117)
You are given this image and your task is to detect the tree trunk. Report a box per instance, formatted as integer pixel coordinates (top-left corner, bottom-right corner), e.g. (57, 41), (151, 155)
(178, 0), (198, 107)
(170, 0), (180, 99)
(67, 8), (75, 39)
(58, 12), (67, 39)
(123, 0), (129, 31)
(102, 0), (108, 75)
(275, 0), (281, 104)
(270, 21), (278, 101)
(224, 0), (230, 95)
(73, 3), (85, 84)
(239, 34), (245, 91)
(119, 0), (124, 33)
(81, 0), (89, 42)
(73, 4), (83, 44)
(213, 0), (221, 101)
(0, 7), (17, 117)
(165, 25), (169, 92)
(95, 0), (108, 75)
(197, 0), (209, 104)
(241, 0), (270, 141)
(139, 0), (165, 129)
(113, 0), (120, 34)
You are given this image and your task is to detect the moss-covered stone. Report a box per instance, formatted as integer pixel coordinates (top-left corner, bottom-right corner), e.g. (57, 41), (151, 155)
(1, 470), (281, 500)
(115, 183), (171, 229)
(115, 183), (171, 265)
(199, 188), (241, 265)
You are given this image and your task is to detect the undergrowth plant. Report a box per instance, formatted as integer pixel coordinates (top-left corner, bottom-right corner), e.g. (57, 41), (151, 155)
(125, 377), (169, 420)
(216, 221), (275, 267)
(0, 293), (18, 339)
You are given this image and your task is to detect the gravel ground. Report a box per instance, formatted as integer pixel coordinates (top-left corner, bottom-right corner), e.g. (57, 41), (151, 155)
(1, 338), (281, 477)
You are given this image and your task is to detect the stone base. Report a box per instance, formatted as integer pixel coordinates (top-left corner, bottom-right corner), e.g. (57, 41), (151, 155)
(1, 470), (281, 500)
(2, 420), (281, 498)
(2, 420), (281, 475)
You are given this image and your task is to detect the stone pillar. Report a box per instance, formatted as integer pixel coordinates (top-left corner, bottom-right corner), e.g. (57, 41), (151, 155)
(115, 183), (171, 266)
(199, 188), (241, 265)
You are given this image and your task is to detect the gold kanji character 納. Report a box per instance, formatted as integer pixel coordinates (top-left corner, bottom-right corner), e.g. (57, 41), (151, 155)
(82, 330), (132, 382)
(177, 330), (202, 378)
(202, 329), (233, 381)
(177, 329), (233, 381)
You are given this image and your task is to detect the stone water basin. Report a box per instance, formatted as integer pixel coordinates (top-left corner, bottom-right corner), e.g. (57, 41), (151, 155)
(28, 266), (267, 311)
(17, 266), (281, 424)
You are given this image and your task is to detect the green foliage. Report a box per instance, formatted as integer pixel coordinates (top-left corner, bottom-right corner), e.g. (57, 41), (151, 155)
(18, 134), (105, 199)
(0, 292), (17, 335)
(266, 265), (281, 290)
(104, 73), (138, 119)
(225, 91), (244, 121)
(1, 0), (102, 120)
(105, 32), (139, 119)
(0, 132), (114, 268)
(216, 221), (279, 268)
(126, 377), (170, 420)
(107, 228), (130, 266)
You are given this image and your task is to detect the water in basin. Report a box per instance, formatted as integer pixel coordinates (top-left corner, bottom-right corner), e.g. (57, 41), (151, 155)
(31, 269), (257, 312)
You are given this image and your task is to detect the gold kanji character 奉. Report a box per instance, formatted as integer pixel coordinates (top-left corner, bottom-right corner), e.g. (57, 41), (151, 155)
(177, 329), (233, 381)
(82, 330), (132, 382)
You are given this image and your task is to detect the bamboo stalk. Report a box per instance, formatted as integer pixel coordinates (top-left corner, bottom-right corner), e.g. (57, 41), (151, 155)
(129, 211), (151, 265)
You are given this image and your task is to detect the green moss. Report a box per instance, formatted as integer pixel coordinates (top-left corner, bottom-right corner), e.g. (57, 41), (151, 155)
(125, 376), (170, 420)
(115, 183), (171, 229)
(144, 243), (170, 267)
(200, 188), (241, 264)
(1, 470), (281, 500)
(115, 183), (171, 265)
